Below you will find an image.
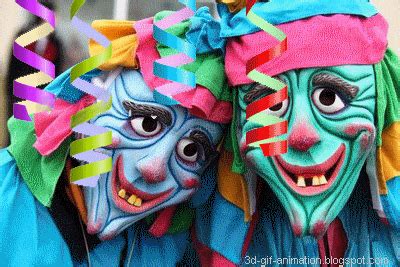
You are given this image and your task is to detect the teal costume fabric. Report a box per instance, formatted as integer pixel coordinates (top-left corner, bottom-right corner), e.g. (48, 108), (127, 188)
(247, 181), (400, 266)
(186, 7), (226, 55)
(381, 178), (400, 229)
(217, 0), (377, 37)
(75, 224), (191, 266)
(195, 192), (251, 263)
(0, 149), (73, 265)
(195, 177), (400, 266)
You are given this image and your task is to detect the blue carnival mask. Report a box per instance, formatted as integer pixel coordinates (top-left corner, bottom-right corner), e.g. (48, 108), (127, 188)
(84, 69), (223, 240)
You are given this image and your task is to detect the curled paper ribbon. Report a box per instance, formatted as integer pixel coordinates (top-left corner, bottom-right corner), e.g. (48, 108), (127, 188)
(245, 0), (288, 156)
(69, 0), (113, 186)
(13, 0), (56, 121)
(153, 0), (197, 105)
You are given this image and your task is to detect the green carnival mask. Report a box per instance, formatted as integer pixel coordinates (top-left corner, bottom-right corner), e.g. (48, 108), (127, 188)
(238, 65), (377, 236)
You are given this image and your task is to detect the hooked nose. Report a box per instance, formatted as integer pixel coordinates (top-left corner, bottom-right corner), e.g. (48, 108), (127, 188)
(288, 121), (320, 152)
(137, 158), (166, 184)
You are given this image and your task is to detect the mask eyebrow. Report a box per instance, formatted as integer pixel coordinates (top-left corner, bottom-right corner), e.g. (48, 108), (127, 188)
(312, 73), (359, 99)
(243, 77), (285, 104)
(122, 100), (172, 126)
(190, 130), (217, 160)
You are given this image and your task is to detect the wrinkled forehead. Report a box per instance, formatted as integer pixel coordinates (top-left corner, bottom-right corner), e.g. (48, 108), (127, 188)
(238, 64), (375, 95)
(108, 69), (154, 102)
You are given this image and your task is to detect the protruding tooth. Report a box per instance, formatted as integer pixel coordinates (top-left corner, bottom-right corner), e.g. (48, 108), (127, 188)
(127, 195), (137, 205)
(297, 176), (306, 187)
(133, 198), (142, 207)
(319, 175), (328, 185)
(312, 176), (320, 186)
(118, 189), (126, 199)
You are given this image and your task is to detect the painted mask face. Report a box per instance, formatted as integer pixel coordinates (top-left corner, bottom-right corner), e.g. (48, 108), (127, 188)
(238, 65), (376, 236)
(84, 69), (223, 240)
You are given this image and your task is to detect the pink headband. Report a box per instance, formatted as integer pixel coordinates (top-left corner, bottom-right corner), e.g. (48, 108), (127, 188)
(225, 14), (388, 86)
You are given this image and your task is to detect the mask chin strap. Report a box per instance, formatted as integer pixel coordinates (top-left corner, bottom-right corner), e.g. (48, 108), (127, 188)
(365, 148), (386, 219)
(244, 169), (258, 216)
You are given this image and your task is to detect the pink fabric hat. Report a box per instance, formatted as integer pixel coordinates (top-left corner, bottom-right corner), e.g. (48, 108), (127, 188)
(225, 14), (388, 86)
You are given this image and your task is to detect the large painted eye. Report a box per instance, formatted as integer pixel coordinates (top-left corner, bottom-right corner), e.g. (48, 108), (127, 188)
(312, 88), (346, 114)
(264, 99), (289, 117)
(176, 138), (199, 163)
(130, 116), (162, 137)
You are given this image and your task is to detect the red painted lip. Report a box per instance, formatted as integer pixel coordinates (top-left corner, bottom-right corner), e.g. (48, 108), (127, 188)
(273, 144), (346, 196)
(112, 155), (174, 214)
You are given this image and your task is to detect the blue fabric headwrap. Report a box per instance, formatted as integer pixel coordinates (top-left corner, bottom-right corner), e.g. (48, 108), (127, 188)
(186, 7), (226, 55)
(44, 67), (102, 103)
(218, 0), (378, 37)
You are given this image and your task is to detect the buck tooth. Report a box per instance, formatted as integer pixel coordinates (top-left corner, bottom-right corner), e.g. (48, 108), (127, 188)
(312, 176), (320, 186)
(118, 189), (126, 199)
(297, 176), (306, 187)
(127, 195), (137, 205)
(134, 198), (142, 207)
(319, 175), (328, 185)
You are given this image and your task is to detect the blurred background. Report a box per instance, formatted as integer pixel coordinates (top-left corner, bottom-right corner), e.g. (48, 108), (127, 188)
(0, 0), (399, 148)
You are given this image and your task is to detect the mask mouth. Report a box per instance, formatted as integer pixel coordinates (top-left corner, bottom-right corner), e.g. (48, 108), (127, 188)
(112, 155), (174, 214)
(274, 144), (345, 196)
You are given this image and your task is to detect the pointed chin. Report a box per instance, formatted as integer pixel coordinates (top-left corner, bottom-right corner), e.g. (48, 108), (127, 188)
(246, 144), (352, 237)
(97, 229), (119, 241)
(88, 220), (126, 242)
(286, 203), (329, 238)
(86, 221), (103, 235)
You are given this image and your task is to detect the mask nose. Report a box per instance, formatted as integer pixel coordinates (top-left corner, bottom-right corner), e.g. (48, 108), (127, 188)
(137, 158), (166, 184)
(288, 121), (320, 152)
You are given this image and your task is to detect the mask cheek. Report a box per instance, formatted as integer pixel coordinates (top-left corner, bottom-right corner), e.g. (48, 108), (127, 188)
(181, 177), (201, 189)
(175, 168), (201, 191)
(343, 123), (376, 153)
(244, 146), (268, 172)
(106, 136), (121, 149)
(173, 151), (208, 188)
(239, 137), (249, 159)
(174, 170), (202, 204)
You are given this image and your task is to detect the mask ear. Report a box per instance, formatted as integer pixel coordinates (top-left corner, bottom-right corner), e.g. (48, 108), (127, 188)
(189, 159), (218, 208)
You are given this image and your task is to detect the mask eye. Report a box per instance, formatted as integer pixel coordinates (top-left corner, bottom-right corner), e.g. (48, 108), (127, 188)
(176, 138), (199, 163)
(130, 116), (162, 137)
(265, 99), (289, 117)
(312, 88), (346, 114)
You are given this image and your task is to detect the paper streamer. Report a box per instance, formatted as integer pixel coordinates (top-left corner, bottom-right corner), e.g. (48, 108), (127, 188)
(152, 0), (197, 105)
(13, 0), (56, 121)
(245, 0), (288, 156)
(69, 0), (113, 186)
